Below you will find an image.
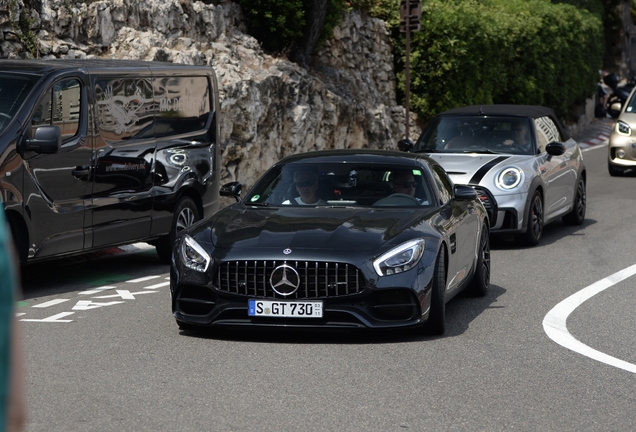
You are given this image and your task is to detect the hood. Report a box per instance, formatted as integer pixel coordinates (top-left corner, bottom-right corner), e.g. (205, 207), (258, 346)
(200, 205), (434, 252)
(426, 153), (525, 185)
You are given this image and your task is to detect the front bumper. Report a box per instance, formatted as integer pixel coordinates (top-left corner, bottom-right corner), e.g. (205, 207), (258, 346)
(608, 130), (636, 167)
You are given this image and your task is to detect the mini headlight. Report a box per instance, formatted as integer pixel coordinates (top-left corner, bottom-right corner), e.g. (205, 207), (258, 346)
(496, 167), (523, 190)
(180, 235), (211, 273)
(617, 120), (631, 136)
(373, 239), (425, 276)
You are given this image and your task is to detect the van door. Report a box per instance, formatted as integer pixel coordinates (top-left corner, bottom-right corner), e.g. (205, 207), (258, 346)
(88, 74), (156, 248)
(22, 76), (91, 258)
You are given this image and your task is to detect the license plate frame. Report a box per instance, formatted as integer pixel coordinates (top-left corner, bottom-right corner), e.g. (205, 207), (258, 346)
(248, 299), (323, 318)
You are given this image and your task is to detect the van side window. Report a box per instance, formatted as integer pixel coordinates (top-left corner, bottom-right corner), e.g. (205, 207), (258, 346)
(154, 76), (211, 138)
(32, 79), (81, 143)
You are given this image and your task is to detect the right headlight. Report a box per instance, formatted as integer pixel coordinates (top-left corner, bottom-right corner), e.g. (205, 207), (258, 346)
(373, 239), (425, 276)
(180, 235), (211, 273)
(617, 120), (631, 136)
(496, 167), (523, 191)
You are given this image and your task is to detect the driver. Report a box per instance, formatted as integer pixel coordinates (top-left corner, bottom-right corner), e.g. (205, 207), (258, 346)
(391, 170), (418, 197)
(283, 170), (327, 205)
(503, 122), (531, 150)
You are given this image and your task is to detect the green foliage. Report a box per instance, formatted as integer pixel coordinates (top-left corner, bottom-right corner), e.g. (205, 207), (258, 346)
(237, 0), (306, 54)
(8, 0), (39, 58)
(386, 0), (604, 119)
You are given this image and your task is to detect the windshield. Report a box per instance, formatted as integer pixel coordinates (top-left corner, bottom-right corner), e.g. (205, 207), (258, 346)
(414, 116), (536, 156)
(243, 162), (435, 208)
(0, 73), (39, 134)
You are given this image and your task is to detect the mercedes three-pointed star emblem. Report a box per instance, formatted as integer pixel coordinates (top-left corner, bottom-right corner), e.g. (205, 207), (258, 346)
(269, 264), (300, 296)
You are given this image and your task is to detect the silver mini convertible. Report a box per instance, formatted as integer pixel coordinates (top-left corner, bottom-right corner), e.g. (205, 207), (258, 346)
(399, 105), (587, 245)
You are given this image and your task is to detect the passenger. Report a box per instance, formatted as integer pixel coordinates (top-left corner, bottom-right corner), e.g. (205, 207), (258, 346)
(283, 170), (327, 205)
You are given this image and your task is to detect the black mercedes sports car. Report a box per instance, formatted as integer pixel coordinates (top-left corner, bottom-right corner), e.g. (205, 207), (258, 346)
(170, 150), (493, 335)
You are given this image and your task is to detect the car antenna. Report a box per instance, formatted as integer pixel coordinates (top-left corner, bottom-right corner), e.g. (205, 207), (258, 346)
(477, 106), (484, 115)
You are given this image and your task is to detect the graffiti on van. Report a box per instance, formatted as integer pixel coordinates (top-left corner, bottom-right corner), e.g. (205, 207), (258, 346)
(100, 85), (144, 134)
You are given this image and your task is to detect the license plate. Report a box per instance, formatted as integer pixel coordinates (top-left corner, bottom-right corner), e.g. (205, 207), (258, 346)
(248, 299), (323, 318)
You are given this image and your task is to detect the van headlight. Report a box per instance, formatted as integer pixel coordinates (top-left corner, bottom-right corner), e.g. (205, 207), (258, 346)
(617, 120), (631, 136)
(180, 235), (211, 272)
(373, 239), (425, 276)
(496, 167), (523, 190)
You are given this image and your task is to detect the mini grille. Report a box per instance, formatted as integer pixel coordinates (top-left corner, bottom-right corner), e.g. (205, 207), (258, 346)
(216, 261), (364, 299)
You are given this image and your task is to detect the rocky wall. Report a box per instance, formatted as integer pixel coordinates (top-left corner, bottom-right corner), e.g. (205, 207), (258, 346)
(0, 0), (417, 200)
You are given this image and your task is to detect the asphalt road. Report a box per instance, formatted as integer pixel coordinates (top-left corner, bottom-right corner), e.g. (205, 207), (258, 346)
(18, 143), (636, 431)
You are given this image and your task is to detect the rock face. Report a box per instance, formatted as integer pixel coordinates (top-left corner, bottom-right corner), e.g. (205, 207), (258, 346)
(0, 0), (418, 199)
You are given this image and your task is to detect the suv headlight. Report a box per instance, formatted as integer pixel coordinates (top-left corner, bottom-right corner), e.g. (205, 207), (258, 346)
(496, 167), (523, 190)
(180, 235), (211, 272)
(617, 120), (631, 136)
(373, 239), (425, 276)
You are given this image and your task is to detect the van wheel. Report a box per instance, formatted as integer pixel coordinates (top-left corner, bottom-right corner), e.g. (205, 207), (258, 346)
(425, 247), (446, 336)
(7, 217), (27, 264)
(156, 197), (200, 264)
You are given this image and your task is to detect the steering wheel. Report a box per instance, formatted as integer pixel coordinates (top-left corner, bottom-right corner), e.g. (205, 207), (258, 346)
(0, 113), (11, 126)
(373, 193), (420, 207)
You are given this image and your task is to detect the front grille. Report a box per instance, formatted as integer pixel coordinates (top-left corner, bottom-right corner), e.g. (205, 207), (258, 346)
(216, 261), (365, 299)
(472, 186), (498, 228)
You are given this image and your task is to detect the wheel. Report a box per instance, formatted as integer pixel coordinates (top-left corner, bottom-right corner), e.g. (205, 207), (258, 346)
(562, 178), (586, 226)
(468, 224), (490, 297)
(608, 161), (624, 177)
(156, 197), (200, 264)
(425, 247), (446, 335)
(7, 216), (27, 265)
(518, 191), (543, 246)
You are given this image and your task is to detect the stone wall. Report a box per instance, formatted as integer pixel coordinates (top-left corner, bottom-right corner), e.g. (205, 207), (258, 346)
(0, 0), (417, 200)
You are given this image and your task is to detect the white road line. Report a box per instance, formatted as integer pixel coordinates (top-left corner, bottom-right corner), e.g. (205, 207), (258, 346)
(79, 286), (117, 295)
(21, 312), (75, 323)
(33, 299), (69, 308)
(543, 264), (636, 374)
(126, 275), (161, 283)
(144, 281), (170, 289)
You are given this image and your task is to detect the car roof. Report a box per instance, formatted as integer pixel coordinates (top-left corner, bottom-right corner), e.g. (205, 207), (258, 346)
(435, 104), (570, 140)
(0, 59), (210, 75)
(277, 149), (439, 167)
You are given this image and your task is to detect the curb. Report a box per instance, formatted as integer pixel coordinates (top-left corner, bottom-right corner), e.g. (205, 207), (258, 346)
(576, 120), (615, 150)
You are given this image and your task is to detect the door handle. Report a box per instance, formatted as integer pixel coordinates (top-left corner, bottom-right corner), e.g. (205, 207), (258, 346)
(72, 166), (90, 179)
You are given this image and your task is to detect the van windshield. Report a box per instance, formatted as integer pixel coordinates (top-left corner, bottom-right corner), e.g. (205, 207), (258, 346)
(0, 73), (39, 134)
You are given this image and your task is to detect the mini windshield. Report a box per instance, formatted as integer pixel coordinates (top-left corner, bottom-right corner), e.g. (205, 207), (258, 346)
(243, 162), (435, 208)
(414, 116), (536, 155)
(0, 73), (39, 134)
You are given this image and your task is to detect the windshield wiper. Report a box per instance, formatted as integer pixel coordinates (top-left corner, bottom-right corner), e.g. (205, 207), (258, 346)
(462, 149), (498, 154)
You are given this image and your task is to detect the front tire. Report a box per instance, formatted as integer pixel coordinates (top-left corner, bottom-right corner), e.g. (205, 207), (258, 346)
(518, 191), (543, 246)
(156, 197), (200, 264)
(468, 224), (490, 297)
(425, 247), (447, 335)
(562, 178), (586, 225)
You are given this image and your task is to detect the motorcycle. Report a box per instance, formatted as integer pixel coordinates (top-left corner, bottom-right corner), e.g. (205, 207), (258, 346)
(602, 73), (636, 118)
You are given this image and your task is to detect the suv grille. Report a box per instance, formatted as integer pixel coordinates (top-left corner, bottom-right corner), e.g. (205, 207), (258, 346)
(216, 261), (364, 299)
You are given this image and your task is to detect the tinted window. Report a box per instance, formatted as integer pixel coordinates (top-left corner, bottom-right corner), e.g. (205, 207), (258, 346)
(244, 162), (434, 207)
(31, 78), (81, 143)
(0, 73), (38, 134)
(94, 77), (155, 143)
(153, 76), (211, 138)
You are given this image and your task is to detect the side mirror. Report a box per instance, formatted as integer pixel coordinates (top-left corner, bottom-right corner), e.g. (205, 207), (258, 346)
(220, 181), (242, 202)
(397, 139), (414, 152)
(25, 126), (61, 154)
(454, 184), (477, 200)
(610, 102), (622, 113)
(545, 141), (566, 156)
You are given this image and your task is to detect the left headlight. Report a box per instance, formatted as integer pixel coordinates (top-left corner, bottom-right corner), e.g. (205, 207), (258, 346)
(180, 235), (211, 273)
(496, 167), (523, 190)
(373, 239), (425, 276)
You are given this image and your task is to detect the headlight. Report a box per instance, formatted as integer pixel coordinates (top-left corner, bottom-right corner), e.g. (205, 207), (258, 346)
(180, 235), (211, 273)
(496, 167), (523, 190)
(617, 120), (631, 136)
(373, 239), (425, 276)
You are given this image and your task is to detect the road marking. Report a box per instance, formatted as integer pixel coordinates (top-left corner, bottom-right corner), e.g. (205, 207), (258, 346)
(72, 300), (125, 310)
(144, 281), (170, 289)
(543, 264), (636, 374)
(79, 286), (117, 295)
(33, 299), (69, 308)
(126, 275), (161, 283)
(21, 312), (75, 323)
(92, 290), (157, 300)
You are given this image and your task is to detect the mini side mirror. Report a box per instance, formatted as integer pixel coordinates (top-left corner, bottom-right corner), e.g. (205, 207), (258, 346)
(545, 141), (566, 156)
(25, 125), (61, 154)
(220, 181), (242, 202)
